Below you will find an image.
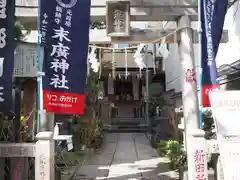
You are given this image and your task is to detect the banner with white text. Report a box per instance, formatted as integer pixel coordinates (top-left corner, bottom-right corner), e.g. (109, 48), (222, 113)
(201, 0), (228, 107)
(0, 0), (15, 114)
(41, 0), (90, 114)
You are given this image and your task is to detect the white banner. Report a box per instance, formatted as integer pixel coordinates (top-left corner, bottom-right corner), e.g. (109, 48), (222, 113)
(209, 90), (240, 180)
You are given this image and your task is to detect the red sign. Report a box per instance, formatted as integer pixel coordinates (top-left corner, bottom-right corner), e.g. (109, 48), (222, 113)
(202, 84), (220, 107)
(194, 150), (206, 180)
(43, 90), (84, 114)
(185, 69), (196, 83)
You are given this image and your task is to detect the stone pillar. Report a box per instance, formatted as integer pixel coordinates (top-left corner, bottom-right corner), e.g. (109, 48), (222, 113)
(182, 129), (208, 180)
(177, 15), (200, 180)
(35, 132), (55, 180)
(177, 15), (200, 130)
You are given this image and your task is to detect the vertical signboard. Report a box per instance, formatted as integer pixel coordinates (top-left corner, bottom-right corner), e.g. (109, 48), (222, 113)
(41, 0), (90, 115)
(14, 43), (44, 77)
(189, 135), (208, 180)
(0, 0), (15, 113)
(201, 0), (228, 107)
(106, 0), (130, 37)
(210, 91), (240, 180)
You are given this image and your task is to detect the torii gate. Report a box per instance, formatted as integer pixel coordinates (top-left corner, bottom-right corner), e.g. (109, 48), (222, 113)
(16, 1), (228, 179)
(88, 1), (228, 180)
(16, 0), (228, 136)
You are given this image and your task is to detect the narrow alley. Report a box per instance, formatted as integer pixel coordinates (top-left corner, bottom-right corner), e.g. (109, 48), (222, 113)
(66, 133), (178, 180)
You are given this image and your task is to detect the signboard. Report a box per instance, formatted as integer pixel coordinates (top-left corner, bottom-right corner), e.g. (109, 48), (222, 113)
(0, 0), (15, 113)
(201, 0), (228, 107)
(188, 134), (208, 180)
(106, 0), (130, 37)
(209, 91), (240, 180)
(41, 0), (90, 115)
(14, 43), (44, 77)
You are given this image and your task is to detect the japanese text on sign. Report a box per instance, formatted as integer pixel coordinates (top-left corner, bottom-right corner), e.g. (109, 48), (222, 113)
(194, 150), (206, 180)
(41, 13), (48, 44)
(113, 9), (125, 32)
(0, 0), (7, 19)
(39, 153), (46, 180)
(205, 0), (215, 66)
(47, 94), (77, 103)
(50, 7), (73, 90)
(185, 69), (196, 83)
(0, 0), (7, 103)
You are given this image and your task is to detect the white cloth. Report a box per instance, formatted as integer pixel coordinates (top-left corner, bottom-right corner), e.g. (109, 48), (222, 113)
(108, 77), (114, 95)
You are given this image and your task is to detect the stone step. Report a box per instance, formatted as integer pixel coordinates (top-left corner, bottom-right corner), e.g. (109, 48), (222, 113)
(107, 128), (147, 133)
(111, 118), (145, 125)
(103, 124), (148, 133)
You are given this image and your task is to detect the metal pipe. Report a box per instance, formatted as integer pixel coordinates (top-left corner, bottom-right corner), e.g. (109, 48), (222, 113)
(37, 0), (42, 132)
(145, 47), (149, 128)
(198, 0), (203, 129)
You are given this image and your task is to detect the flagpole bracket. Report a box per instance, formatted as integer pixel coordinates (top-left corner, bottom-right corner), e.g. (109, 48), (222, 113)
(37, 71), (45, 77)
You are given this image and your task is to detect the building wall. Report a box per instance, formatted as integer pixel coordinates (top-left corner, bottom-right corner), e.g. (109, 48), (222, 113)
(163, 3), (240, 93)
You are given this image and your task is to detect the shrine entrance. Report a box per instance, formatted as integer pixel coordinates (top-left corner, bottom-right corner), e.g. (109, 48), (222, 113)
(114, 77), (133, 102)
(106, 71), (143, 118)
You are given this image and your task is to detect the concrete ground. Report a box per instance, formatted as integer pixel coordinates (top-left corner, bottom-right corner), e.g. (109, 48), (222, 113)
(68, 133), (178, 180)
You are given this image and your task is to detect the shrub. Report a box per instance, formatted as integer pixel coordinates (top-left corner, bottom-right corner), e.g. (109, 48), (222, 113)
(157, 140), (187, 170)
(72, 118), (104, 149)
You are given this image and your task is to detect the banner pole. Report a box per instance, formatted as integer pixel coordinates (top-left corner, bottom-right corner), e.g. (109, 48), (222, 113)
(198, 0), (203, 129)
(37, 0), (43, 132)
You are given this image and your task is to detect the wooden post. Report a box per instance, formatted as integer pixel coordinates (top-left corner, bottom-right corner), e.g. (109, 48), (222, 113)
(23, 79), (36, 140)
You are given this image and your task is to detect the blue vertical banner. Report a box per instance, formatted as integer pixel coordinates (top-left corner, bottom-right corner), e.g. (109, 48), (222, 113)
(201, 0), (228, 107)
(0, 0), (15, 113)
(41, 0), (90, 115)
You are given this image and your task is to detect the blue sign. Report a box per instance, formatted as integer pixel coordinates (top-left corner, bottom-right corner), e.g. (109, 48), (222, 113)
(201, 0), (228, 107)
(41, 0), (90, 114)
(0, 0), (15, 113)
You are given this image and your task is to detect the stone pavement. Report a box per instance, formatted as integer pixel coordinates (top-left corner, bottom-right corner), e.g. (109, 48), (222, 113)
(72, 133), (178, 180)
